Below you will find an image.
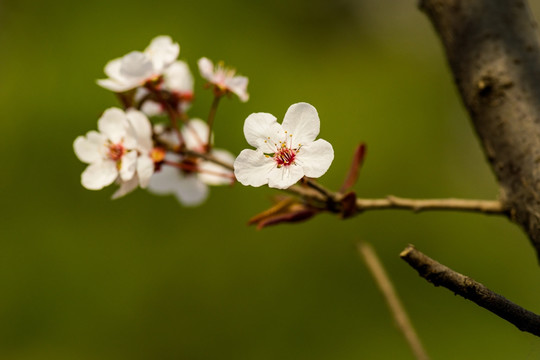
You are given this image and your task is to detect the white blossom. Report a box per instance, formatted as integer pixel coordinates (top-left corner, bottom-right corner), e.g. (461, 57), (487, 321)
(97, 36), (180, 93)
(148, 119), (234, 206)
(73, 107), (154, 198)
(197, 57), (249, 102)
(137, 60), (194, 116)
(234, 102), (334, 189)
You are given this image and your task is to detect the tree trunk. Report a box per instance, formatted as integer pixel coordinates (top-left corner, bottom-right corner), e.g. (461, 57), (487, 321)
(420, 0), (540, 260)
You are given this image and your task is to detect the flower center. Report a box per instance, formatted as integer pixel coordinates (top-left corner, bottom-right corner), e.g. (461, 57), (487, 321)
(108, 143), (125, 161)
(214, 63), (236, 89)
(274, 147), (296, 168)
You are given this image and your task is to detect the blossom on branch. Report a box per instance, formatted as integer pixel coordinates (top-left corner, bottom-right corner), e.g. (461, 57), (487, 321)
(137, 60), (194, 116)
(197, 57), (249, 102)
(234, 102), (334, 189)
(73, 108), (154, 198)
(97, 36), (180, 93)
(148, 119), (234, 206)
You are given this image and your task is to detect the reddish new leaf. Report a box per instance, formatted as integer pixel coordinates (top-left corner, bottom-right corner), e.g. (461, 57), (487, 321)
(339, 143), (366, 193)
(248, 197), (296, 226)
(255, 208), (319, 230)
(248, 197), (320, 230)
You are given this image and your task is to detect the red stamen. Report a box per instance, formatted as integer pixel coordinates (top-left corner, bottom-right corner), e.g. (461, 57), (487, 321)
(275, 148), (296, 167)
(108, 143), (125, 161)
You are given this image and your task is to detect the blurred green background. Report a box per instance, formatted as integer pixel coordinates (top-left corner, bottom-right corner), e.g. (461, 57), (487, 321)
(2, 0), (540, 358)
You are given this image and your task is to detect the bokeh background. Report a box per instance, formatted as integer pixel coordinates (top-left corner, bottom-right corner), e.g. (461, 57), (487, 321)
(2, 0), (540, 358)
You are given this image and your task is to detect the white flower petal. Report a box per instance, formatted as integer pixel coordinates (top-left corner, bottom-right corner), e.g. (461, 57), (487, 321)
(145, 35), (180, 71)
(112, 176), (139, 199)
(123, 124), (138, 150)
(148, 165), (179, 194)
(198, 57), (214, 82)
(267, 164), (304, 189)
(137, 155), (154, 188)
(182, 119), (210, 151)
(97, 58), (134, 92)
(148, 165), (209, 206)
(103, 58), (123, 80)
(73, 131), (106, 163)
(126, 109), (153, 152)
(96, 78), (133, 93)
(243, 112), (284, 150)
(140, 100), (164, 117)
(172, 175), (209, 206)
(225, 76), (249, 102)
(119, 150), (137, 181)
(119, 51), (154, 80)
(164, 61), (193, 92)
(296, 139), (334, 178)
(282, 102), (320, 146)
(98, 108), (128, 143)
(234, 149), (276, 187)
(81, 160), (118, 190)
(199, 149), (235, 185)
(134, 87), (149, 101)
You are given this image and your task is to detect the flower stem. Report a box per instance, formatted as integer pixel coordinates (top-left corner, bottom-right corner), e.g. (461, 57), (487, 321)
(182, 149), (234, 171)
(144, 82), (185, 146)
(163, 160), (234, 180)
(116, 92), (134, 109)
(205, 95), (222, 152)
(358, 242), (430, 360)
(303, 177), (337, 201)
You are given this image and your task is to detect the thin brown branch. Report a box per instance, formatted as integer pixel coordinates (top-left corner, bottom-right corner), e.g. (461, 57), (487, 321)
(356, 196), (505, 214)
(183, 150), (506, 216)
(358, 242), (430, 360)
(400, 244), (540, 337)
(205, 95), (222, 152)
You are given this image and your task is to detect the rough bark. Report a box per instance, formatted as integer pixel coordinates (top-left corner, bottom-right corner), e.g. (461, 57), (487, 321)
(419, 0), (540, 259)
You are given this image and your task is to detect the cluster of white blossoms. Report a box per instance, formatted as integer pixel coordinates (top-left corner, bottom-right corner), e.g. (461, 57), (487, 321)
(74, 35), (248, 204)
(74, 35), (334, 206)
